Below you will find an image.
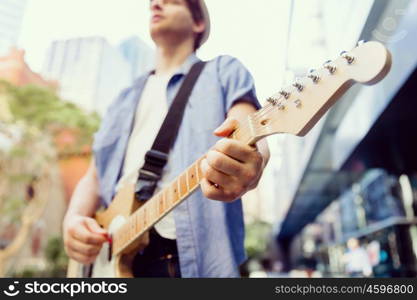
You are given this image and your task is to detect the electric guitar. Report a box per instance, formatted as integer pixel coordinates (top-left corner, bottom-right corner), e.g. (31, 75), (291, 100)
(67, 41), (392, 277)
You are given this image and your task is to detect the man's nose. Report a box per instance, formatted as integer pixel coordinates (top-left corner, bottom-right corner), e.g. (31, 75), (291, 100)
(150, 0), (163, 11)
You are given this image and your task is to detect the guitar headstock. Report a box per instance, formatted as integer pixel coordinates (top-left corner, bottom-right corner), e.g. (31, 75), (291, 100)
(250, 41), (391, 140)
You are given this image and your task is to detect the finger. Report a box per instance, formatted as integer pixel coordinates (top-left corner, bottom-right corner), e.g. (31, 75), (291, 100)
(214, 138), (257, 162)
(84, 218), (108, 236)
(201, 178), (240, 202)
(206, 149), (244, 177)
(200, 178), (225, 200)
(67, 237), (102, 257)
(70, 251), (95, 265)
(201, 158), (235, 187)
(213, 118), (239, 137)
(72, 223), (107, 246)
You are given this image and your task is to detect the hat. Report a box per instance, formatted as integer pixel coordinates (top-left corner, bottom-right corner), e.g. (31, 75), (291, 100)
(198, 0), (210, 46)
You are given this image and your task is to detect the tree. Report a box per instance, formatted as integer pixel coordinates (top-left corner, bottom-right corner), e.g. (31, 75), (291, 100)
(0, 81), (100, 276)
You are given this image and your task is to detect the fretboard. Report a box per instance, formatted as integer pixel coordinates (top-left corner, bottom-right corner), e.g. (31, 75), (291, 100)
(111, 125), (251, 256)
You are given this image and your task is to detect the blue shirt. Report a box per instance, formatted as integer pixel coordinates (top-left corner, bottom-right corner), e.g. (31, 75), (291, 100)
(92, 54), (260, 277)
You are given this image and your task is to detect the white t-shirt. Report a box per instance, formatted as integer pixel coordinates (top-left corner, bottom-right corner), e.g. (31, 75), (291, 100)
(116, 72), (176, 239)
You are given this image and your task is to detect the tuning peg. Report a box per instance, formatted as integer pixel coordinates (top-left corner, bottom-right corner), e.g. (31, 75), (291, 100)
(340, 51), (355, 64)
(357, 40), (367, 46)
(307, 69), (320, 83)
(323, 60), (336, 74)
(292, 79), (304, 92)
(277, 102), (286, 110)
(279, 90), (290, 99)
(267, 97), (279, 105)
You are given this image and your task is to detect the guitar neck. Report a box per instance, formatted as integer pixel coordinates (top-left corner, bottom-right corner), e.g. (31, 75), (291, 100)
(112, 122), (253, 256)
(110, 41), (392, 256)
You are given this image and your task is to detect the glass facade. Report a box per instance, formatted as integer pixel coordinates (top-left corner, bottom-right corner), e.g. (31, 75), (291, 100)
(0, 0), (27, 55)
(273, 0), (417, 277)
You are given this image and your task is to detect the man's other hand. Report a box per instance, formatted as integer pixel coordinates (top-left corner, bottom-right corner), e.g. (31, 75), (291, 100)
(63, 215), (108, 264)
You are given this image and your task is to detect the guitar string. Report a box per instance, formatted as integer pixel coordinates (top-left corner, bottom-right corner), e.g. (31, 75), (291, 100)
(235, 54), (354, 138)
(113, 91), (296, 250)
(114, 74), (326, 249)
(115, 93), (291, 248)
(231, 79), (312, 140)
(233, 69), (334, 140)
(115, 112), (270, 250)
(111, 54), (361, 252)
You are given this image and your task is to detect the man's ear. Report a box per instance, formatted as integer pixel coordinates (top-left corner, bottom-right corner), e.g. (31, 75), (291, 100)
(193, 20), (205, 35)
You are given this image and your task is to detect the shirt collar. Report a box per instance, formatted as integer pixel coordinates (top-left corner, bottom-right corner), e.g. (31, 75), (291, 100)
(133, 53), (200, 89)
(172, 53), (200, 76)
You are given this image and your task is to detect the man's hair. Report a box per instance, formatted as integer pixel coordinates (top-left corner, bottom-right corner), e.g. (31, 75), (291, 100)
(184, 0), (205, 50)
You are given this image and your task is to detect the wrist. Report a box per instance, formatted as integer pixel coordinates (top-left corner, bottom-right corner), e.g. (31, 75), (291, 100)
(63, 211), (82, 228)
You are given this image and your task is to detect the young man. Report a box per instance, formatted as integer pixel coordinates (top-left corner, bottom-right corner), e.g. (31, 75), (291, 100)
(63, 0), (269, 277)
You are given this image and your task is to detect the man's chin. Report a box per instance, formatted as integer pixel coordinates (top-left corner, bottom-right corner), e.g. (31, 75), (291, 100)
(150, 27), (174, 41)
(150, 25), (166, 37)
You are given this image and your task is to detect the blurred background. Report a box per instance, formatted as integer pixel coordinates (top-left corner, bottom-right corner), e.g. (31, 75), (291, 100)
(0, 0), (416, 278)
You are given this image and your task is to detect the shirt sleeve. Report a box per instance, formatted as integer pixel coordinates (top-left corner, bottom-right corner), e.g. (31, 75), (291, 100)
(216, 55), (261, 114)
(92, 86), (131, 150)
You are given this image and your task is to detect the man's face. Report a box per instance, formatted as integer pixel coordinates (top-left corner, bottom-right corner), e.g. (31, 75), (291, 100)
(149, 0), (202, 46)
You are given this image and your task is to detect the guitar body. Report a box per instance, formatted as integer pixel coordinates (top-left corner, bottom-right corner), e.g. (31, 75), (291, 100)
(66, 183), (149, 278)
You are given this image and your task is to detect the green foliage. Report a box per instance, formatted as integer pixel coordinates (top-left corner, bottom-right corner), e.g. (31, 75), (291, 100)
(0, 80), (100, 153)
(0, 81), (85, 277)
(44, 236), (68, 277)
(12, 267), (37, 278)
(245, 220), (272, 259)
(2, 195), (25, 223)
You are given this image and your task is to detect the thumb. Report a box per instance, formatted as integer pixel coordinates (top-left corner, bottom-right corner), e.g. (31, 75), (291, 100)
(214, 118), (239, 137)
(84, 218), (107, 236)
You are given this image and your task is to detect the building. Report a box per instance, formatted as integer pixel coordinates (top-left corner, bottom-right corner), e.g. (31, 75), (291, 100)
(0, 0), (27, 55)
(0, 48), (56, 88)
(119, 36), (154, 80)
(271, 0), (417, 277)
(42, 36), (132, 116)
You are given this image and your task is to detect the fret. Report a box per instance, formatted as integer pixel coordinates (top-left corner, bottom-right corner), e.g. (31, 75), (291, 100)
(185, 168), (190, 190)
(187, 163), (198, 188)
(137, 209), (144, 231)
(176, 179), (181, 201)
(134, 213), (138, 233)
(179, 172), (188, 198)
(165, 182), (173, 206)
(150, 193), (158, 219)
(196, 158), (203, 181)
(135, 210), (143, 232)
(125, 225), (129, 243)
(195, 162), (200, 182)
(164, 185), (171, 207)
(114, 157), (209, 255)
(163, 188), (169, 210)
(143, 206), (148, 227)
(147, 201), (154, 222)
(169, 181), (179, 204)
(152, 199), (158, 220)
(158, 193), (165, 215)
(154, 194), (159, 217)
(130, 221), (134, 241)
(137, 211), (142, 232)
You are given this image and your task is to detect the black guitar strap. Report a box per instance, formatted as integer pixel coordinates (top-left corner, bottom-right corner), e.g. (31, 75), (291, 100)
(134, 60), (207, 202)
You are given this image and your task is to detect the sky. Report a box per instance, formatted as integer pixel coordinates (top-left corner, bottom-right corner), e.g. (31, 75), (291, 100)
(15, 0), (293, 222)
(18, 0), (291, 102)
